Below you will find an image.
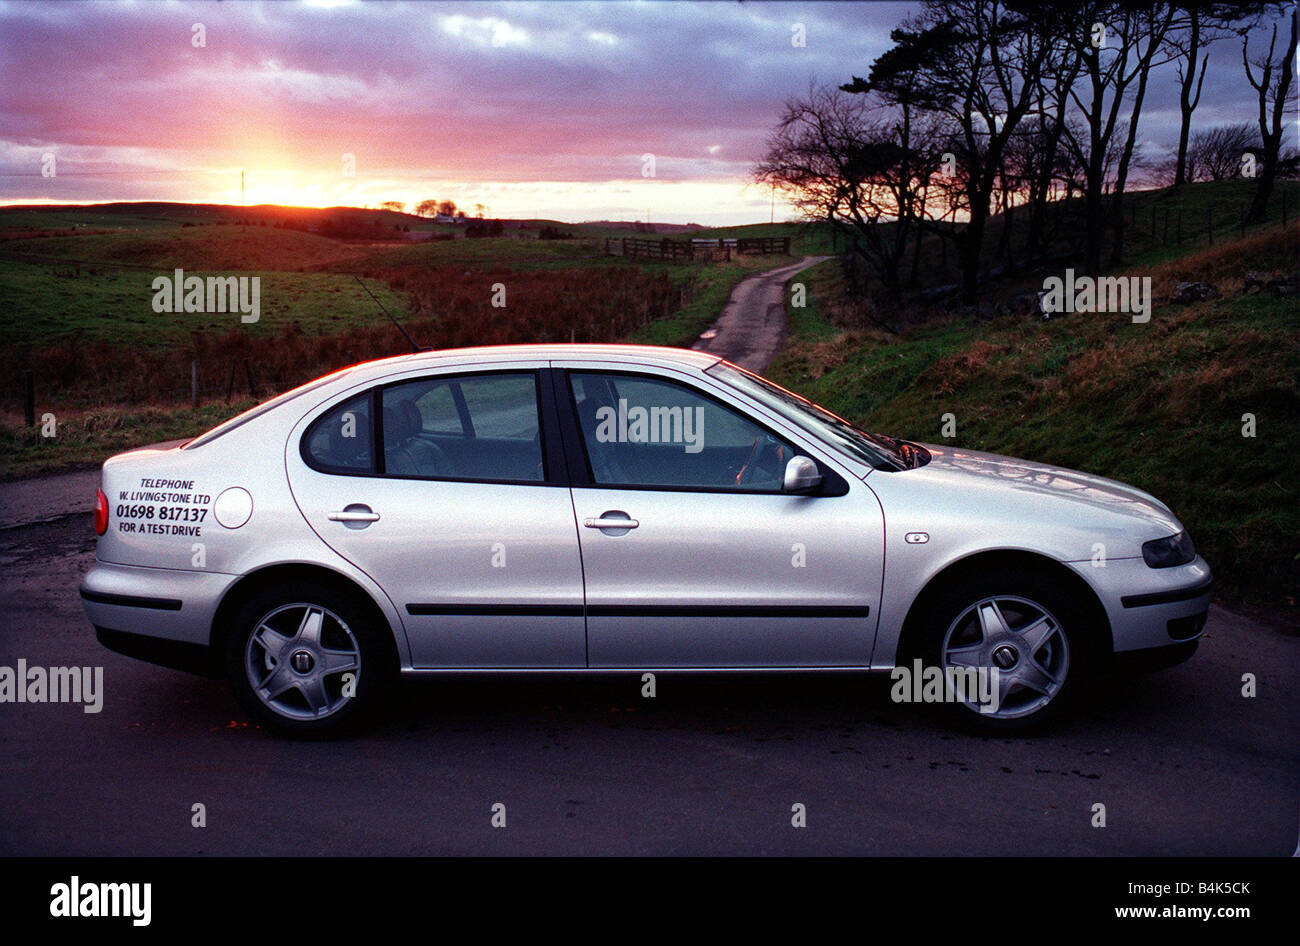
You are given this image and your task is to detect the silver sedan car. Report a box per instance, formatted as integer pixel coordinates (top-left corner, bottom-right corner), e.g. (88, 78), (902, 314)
(80, 344), (1212, 736)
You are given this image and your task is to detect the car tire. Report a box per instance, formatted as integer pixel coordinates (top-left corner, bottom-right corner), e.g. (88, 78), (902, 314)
(910, 569), (1098, 734)
(226, 580), (396, 738)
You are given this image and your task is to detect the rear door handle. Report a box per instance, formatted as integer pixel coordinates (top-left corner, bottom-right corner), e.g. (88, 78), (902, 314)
(584, 514), (639, 530)
(328, 505), (381, 524)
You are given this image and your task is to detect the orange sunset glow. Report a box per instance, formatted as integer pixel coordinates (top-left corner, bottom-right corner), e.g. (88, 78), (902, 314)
(0, 1), (923, 224)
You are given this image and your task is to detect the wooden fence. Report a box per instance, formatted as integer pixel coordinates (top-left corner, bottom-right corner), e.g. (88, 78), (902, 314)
(605, 236), (790, 261)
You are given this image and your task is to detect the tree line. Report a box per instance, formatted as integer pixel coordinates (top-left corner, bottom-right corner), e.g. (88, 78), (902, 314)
(755, 1), (1297, 305)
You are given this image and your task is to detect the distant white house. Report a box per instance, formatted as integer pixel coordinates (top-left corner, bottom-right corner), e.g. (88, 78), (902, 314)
(433, 214), (461, 224)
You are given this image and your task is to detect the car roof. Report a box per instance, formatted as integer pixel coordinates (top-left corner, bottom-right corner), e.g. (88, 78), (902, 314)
(349, 343), (724, 377)
(184, 345), (726, 452)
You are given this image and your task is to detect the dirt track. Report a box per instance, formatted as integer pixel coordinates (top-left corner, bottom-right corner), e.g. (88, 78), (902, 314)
(691, 255), (829, 372)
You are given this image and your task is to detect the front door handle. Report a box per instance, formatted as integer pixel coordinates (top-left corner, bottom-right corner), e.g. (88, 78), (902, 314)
(584, 513), (639, 530)
(328, 504), (381, 526)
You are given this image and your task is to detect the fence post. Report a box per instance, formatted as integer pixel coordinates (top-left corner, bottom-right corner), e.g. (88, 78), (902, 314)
(23, 371), (34, 427)
(191, 359), (199, 409)
(1207, 206), (1213, 245)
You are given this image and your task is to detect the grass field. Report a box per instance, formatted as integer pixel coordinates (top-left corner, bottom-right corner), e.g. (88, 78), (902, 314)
(0, 261), (408, 349)
(0, 219), (769, 351)
(0, 399), (261, 479)
(0, 203), (801, 466)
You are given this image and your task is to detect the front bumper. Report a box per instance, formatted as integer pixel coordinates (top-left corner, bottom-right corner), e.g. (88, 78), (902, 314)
(1068, 555), (1213, 653)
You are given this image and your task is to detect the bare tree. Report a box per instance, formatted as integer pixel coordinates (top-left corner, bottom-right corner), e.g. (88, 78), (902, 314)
(1056, 3), (1177, 273)
(380, 201), (406, 214)
(1242, 5), (1298, 222)
(1014, 24), (1084, 264)
(1110, 5), (1178, 264)
(754, 85), (948, 319)
(1186, 122), (1261, 180)
(1168, 3), (1267, 186)
(415, 199), (440, 217)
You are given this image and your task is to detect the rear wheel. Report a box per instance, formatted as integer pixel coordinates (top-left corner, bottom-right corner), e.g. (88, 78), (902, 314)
(912, 569), (1098, 734)
(226, 580), (395, 738)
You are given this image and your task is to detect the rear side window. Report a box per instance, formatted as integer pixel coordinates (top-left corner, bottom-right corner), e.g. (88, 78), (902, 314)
(381, 372), (544, 481)
(302, 393), (374, 473)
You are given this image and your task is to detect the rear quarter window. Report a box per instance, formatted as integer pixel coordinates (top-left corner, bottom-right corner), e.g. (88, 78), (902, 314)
(301, 393), (375, 473)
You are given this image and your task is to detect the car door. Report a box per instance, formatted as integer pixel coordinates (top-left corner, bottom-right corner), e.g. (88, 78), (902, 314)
(555, 364), (884, 668)
(286, 365), (586, 668)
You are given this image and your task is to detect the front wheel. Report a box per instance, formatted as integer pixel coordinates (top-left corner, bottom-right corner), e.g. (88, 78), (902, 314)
(912, 570), (1098, 734)
(227, 581), (395, 738)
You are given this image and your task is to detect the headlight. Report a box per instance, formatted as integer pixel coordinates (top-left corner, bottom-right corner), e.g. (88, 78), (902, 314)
(1142, 531), (1196, 568)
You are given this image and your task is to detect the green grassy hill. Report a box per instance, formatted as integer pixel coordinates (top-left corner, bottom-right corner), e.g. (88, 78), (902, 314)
(1, 224), (372, 271)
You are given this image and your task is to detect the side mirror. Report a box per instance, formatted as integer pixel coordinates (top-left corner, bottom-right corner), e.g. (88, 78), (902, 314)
(782, 456), (823, 493)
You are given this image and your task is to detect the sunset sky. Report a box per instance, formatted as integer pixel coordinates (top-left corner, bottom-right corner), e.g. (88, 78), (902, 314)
(0, 0), (1283, 225)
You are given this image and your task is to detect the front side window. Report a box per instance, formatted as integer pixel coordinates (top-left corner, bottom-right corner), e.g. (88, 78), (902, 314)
(568, 372), (795, 490)
(707, 361), (908, 471)
(382, 372), (544, 481)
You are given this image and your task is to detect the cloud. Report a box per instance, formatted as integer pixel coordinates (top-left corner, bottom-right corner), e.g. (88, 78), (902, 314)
(0, 1), (1287, 223)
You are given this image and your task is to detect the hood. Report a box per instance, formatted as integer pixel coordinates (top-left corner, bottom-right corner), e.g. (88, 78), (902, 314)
(909, 443), (1182, 535)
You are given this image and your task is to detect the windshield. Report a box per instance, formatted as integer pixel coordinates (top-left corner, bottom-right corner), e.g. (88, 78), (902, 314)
(707, 362), (911, 471)
(183, 366), (355, 449)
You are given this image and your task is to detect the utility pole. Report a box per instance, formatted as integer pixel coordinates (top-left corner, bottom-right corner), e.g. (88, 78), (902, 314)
(241, 170), (245, 207)
(770, 184), (775, 224)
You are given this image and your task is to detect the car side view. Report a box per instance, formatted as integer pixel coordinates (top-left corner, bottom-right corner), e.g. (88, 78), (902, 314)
(80, 344), (1213, 736)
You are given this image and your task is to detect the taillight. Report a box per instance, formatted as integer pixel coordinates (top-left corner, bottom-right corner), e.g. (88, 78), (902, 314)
(94, 488), (108, 536)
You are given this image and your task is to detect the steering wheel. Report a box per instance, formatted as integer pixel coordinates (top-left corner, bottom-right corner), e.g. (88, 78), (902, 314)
(735, 435), (786, 487)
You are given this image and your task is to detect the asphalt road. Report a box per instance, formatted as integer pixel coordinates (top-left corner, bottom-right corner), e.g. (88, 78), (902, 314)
(691, 255), (829, 372)
(0, 513), (1295, 855)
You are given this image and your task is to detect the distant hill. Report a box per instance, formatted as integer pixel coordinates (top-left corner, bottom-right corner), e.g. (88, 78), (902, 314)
(575, 220), (706, 234)
(0, 202), (725, 236)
